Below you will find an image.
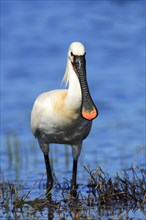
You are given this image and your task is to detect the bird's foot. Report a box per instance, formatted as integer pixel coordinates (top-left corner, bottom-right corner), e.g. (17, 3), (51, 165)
(46, 181), (53, 198)
(70, 186), (77, 198)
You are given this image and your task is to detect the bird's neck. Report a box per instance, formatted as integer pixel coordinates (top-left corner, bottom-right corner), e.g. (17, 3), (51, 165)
(65, 61), (82, 111)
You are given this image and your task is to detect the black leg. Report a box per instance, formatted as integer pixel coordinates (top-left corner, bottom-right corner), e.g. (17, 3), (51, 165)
(70, 159), (78, 197)
(44, 154), (53, 192)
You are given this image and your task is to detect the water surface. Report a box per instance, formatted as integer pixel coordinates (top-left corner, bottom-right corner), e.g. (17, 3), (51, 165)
(0, 1), (145, 219)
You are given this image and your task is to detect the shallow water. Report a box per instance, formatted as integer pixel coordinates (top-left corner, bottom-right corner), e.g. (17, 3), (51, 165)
(0, 1), (145, 219)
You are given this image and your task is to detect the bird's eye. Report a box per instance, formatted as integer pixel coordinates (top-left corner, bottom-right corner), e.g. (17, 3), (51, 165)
(70, 52), (74, 62)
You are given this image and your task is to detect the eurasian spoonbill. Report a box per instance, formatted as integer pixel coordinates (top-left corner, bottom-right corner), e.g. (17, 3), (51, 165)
(31, 42), (98, 197)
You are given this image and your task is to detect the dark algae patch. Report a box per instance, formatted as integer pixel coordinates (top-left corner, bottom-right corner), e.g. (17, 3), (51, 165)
(0, 167), (145, 219)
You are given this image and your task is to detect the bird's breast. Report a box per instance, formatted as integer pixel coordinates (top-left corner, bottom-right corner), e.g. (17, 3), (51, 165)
(31, 89), (92, 145)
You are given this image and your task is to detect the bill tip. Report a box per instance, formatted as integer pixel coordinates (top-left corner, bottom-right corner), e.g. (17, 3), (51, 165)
(82, 108), (98, 121)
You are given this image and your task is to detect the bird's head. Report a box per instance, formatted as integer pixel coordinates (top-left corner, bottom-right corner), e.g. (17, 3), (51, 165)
(66, 42), (98, 121)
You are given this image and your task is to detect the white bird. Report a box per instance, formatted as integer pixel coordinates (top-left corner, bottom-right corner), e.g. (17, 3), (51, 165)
(31, 42), (98, 197)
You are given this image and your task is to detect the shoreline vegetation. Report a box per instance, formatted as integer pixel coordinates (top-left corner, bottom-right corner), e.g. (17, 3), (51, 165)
(0, 135), (145, 219)
(0, 166), (145, 219)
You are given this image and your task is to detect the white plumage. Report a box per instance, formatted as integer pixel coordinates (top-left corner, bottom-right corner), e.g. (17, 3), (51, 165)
(31, 42), (98, 197)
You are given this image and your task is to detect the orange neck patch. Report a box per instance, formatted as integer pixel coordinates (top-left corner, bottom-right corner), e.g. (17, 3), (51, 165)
(82, 107), (97, 121)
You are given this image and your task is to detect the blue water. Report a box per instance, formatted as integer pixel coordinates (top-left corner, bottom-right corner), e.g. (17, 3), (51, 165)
(0, 1), (145, 219)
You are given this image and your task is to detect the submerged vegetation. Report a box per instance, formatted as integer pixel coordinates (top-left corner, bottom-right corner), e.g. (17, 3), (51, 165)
(0, 166), (146, 219)
(0, 135), (146, 219)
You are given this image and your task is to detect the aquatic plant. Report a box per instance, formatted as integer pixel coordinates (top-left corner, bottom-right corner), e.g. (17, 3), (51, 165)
(0, 166), (145, 219)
